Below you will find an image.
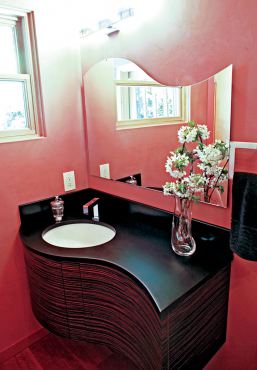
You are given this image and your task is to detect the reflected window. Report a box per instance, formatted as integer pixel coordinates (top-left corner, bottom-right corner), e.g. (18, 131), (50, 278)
(115, 62), (190, 129)
(117, 85), (182, 120)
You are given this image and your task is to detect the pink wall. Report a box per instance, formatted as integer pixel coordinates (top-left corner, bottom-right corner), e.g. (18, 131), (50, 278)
(191, 79), (208, 124)
(81, 0), (257, 368)
(0, 0), (88, 356)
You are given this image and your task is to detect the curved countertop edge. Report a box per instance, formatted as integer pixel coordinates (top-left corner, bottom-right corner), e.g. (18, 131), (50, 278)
(23, 242), (161, 315)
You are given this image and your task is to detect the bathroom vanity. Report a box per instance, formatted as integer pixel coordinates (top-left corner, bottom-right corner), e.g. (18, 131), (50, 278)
(20, 189), (232, 370)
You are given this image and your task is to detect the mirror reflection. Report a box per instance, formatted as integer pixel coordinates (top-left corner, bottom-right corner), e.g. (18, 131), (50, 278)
(84, 58), (232, 208)
(114, 60), (189, 128)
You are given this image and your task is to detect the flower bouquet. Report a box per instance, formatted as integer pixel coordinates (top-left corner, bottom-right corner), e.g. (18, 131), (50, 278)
(163, 121), (229, 256)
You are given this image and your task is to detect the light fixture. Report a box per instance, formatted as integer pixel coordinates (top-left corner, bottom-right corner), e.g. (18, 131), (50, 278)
(80, 7), (134, 38)
(118, 7), (134, 20)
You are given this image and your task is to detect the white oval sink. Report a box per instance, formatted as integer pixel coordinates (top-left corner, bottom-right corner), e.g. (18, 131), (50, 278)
(42, 222), (116, 248)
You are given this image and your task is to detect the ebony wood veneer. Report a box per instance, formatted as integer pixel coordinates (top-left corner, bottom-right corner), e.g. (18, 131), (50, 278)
(25, 250), (230, 370)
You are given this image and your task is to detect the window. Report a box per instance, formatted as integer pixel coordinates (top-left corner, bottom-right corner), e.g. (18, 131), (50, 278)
(114, 62), (190, 129)
(0, 7), (44, 142)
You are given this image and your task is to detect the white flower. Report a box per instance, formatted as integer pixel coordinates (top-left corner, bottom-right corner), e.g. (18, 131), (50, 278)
(178, 123), (210, 143)
(165, 152), (190, 179)
(163, 182), (173, 195)
(197, 125), (210, 140)
(187, 174), (205, 193)
(168, 170), (187, 178)
(178, 126), (198, 143)
(214, 139), (230, 159)
(163, 178), (198, 199)
(163, 122), (229, 203)
(204, 166), (228, 186)
(195, 143), (225, 164)
(205, 147), (222, 162)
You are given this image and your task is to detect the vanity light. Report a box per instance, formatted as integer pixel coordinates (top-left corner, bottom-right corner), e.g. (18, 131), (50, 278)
(80, 7), (134, 38)
(118, 7), (134, 19)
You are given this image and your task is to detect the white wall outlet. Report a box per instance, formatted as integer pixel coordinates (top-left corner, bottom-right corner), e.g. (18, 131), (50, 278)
(63, 171), (76, 191)
(99, 163), (110, 179)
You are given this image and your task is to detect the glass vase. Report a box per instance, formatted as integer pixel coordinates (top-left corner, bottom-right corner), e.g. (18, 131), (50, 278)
(171, 196), (196, 256)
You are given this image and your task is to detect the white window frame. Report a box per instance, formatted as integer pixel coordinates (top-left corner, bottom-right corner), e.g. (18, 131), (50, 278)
(115, 79), (191, 130)
(0, 7), (44, 143)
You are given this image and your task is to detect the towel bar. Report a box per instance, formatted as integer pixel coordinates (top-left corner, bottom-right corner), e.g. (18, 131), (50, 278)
(229, 141), (257, 178)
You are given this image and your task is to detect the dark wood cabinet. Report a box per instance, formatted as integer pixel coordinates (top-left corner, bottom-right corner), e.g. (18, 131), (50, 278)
(25, 249), (230, 370)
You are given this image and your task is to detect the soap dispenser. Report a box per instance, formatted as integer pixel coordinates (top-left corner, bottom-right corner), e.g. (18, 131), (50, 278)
(50, 196), (64, 223)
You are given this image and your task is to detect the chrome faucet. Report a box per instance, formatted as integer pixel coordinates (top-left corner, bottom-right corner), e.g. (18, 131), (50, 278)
(83, 197), (100, 221)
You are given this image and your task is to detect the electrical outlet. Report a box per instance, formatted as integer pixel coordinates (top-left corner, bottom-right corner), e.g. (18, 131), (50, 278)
(63, 171), (76, 191)
(99, 163), (110, 179)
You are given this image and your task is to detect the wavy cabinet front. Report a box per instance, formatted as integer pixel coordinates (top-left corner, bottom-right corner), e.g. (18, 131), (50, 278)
(25, 249), (230, 370)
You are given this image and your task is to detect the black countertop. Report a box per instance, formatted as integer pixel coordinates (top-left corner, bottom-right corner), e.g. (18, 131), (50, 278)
(19, 188), (232, 315)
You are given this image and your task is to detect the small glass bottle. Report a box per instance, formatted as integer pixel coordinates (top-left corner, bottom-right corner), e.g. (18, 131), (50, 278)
(50, 196), (64, 223)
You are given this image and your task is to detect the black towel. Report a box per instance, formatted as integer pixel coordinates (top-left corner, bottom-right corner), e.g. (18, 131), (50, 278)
(230, 172), (257, 261)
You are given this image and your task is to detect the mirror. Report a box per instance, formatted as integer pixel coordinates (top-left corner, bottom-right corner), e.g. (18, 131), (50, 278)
(84, 58), (232, 208)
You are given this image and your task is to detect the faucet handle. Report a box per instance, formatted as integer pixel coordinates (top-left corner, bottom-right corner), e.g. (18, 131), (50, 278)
(92, 203), (99, 222)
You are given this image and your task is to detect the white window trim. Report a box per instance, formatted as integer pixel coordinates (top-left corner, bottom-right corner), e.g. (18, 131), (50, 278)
(0, 7), (45, 143)
(115, 81), (191, 130)
(0, 74), (36, 137)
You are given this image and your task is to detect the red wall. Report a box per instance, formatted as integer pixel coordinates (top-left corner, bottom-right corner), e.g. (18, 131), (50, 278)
(0, 0), (88, 356)
(81, 0), (257, 368)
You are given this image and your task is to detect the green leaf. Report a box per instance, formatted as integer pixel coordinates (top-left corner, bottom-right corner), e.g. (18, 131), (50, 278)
(218, 185), (224, 193)
(188, 120), (195, 128)
(192, 195), (201, 203)
(198, 142), (204, 150)
(175, 146), (184, 154)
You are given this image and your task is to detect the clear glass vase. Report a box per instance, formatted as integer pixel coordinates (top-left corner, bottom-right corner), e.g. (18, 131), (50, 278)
(171, 196), (196, 256)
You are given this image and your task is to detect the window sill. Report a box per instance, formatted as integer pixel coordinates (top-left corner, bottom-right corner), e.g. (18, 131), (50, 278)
(116, 119), (187, 130)
(0, 134), (45, 144)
